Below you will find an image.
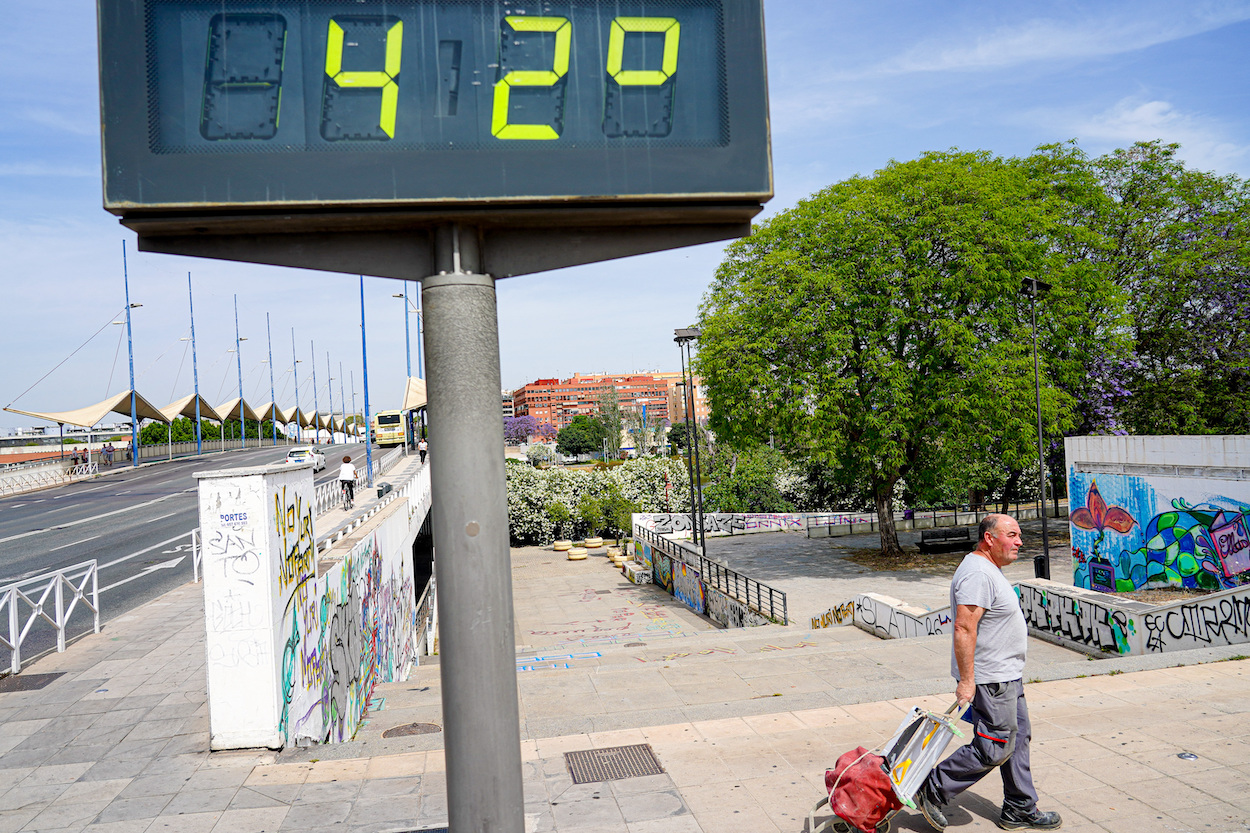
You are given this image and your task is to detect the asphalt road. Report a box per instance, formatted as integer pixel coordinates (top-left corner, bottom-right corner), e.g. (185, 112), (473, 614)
(0, 442), (375, 672)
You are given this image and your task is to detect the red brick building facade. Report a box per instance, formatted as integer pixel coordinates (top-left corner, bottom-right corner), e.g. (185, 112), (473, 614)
(512, 372), (706, 430)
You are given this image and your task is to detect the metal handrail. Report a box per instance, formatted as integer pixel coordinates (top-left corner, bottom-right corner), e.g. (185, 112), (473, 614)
(191, 528), (202, 583)
(414, 576), (437, 656)
(633, 525), (788, 625)
(1, 560), (100, 674)
(0, 462), (99, 497)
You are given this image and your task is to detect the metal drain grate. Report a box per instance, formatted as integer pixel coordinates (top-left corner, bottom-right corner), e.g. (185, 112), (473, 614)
(382, 722), (442, 738)
(0, 672), (65, 693)
(565, 744), (664, 784)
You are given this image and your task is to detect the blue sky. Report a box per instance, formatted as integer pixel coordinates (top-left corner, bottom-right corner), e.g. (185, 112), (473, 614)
(2, 1), (1249, 429)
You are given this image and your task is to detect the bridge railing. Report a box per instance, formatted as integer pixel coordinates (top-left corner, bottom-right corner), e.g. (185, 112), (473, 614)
(1, 560), (100, 674)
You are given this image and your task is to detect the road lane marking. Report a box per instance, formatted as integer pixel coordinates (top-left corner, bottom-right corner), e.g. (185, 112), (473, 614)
(98, 532), (191, 570)
(148, 512), (180, 523)
(0, 493), (179, 545)
(50, 535), (101, 552)
(99, 556), (186, 592)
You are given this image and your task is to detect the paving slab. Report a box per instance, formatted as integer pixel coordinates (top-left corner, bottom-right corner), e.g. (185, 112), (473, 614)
(3, 509), (1249, 833)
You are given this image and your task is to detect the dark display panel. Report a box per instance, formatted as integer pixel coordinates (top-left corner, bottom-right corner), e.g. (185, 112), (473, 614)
(100, 0), (770, 209)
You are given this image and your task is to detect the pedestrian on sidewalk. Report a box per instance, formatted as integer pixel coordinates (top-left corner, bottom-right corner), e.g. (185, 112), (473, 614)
(418, 436), (427, 464)
(914, 514), (1061, 832)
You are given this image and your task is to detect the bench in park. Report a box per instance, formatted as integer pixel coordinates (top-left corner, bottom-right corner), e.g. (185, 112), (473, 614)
(918, 526), (973, 554)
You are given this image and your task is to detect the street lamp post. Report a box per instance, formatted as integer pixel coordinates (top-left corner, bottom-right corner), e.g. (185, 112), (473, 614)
(311, 340), (320, 445)
(267, 313), (278, 446)
(327, 351), (335, 445)
(360, 276), (373, 487)
(291, 329), (301, 443)
(188, 273), (202, 456)
(122, 242), (141, 467)
(340, 362), (347, 444)
(1022, 277), (1053, 580)
(234, 296), (246, 448)
(674, 327), (705, 552)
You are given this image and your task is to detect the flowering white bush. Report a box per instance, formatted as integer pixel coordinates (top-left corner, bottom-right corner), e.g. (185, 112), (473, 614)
(506, 457), (693, 544)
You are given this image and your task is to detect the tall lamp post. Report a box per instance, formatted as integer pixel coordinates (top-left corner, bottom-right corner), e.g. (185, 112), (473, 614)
(1022, 277), (1053, 580)
(267, 313), (278, 446)
(360, 276), (374, 487)
(674, 327), (705, 552)
(188, 273), (202, 456)
(291, 329), (301, 443)
(233, 296), (247, 448)
(121, 242), (141, 467)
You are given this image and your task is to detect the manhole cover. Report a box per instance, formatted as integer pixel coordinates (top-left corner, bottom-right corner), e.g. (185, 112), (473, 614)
(565, 744), (664, 784)
(625, 642), (646, 647)
(595, 590), (611, 594)
(382, 722), (442, 738)
(0, 672), (65, 693)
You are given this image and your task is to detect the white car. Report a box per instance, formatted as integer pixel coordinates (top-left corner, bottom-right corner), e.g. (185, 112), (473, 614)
(285, 446), (326, 472)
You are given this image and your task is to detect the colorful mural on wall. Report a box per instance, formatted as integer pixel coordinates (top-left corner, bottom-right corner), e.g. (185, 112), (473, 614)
(1069, 471), (1250, 593)
(279, 525), (417, 746)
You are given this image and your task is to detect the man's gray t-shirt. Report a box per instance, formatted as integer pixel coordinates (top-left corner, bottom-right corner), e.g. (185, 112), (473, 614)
(949, 553), (1026, 683)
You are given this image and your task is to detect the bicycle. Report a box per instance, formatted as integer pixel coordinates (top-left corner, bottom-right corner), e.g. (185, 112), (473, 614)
(340, 480), (354, 511)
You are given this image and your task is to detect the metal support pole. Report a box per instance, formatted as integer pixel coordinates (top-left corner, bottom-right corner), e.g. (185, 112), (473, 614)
(311, 340), (320, 445)
(235, 295), (245, 448)
(1029, 283), (1051, 580)
(268, 314), (278, 446)
(340, 363), (347, 445)
(292, 329), (301, 444)
(360, 277), (374, 487)
(123, 242), (138, 467)
(327, 351), (334, 445)
(190, 274), (203, 456)
(677, 353), (699, 550)
(686, 344), (707, 552)
(422, 224), (524, 833)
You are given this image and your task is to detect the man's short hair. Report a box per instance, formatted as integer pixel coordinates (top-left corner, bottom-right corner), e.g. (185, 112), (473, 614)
(978, 514), (1004, 544)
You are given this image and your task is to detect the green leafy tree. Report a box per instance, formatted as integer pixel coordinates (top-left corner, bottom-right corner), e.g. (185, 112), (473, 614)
(556, 414), (606, 457)
(1086, 141), (1250, 434)
(697, 150), (1089, 556)
(704, 445), (794, 514)
(596, 385), (623, 459)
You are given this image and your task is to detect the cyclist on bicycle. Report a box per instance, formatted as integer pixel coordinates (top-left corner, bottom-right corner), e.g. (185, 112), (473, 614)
(338, 455), (356, 508)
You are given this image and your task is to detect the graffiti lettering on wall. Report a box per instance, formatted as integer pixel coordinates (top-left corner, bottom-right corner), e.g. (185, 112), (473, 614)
(1017, 584), (1133, 655)
(705, 586), (770, 628)
(652, 550), (674, 592)
(638, 513), (807, 535)
(275, 486), (314, 592)
(853, 594), (952, 639)
(1141, 590), (1250, 652)
(811, 601), (856, 629)
(1069, 473), (1250, 593)
(672, 562), (706, 614)
(279, 530), (417, 746)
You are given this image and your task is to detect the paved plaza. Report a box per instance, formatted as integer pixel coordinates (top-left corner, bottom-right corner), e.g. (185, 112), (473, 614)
(1, 524), (1248, 833)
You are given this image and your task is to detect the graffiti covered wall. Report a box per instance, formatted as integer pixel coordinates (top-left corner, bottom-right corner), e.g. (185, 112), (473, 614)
(1067, 471), (1250, 593)
(636, 512), (807, 536)
(853, 593), (953, 639)
(200, 463), (428, 750)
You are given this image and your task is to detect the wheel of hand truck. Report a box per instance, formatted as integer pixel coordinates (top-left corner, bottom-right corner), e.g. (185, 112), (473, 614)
(830, 821), (852, 833)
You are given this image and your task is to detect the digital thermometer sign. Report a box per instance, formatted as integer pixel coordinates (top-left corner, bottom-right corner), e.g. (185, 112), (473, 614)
(99, 0), (771, 212)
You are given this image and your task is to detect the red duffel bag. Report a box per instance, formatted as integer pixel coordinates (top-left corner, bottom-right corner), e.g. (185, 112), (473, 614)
(824, 746), (902, 832)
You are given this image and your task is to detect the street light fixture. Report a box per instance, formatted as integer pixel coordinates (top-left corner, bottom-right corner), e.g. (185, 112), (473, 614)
(674, 327), (705, 552)
(1021, 276), (1053, 580)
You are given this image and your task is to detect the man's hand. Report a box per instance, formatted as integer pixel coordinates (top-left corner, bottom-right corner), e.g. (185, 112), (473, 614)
(956, 678), (975, 707)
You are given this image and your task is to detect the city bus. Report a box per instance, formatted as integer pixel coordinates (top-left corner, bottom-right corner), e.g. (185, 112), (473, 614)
(372, 410), (405, 447)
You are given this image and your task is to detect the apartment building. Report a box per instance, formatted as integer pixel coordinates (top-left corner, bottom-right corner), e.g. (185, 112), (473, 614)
(511, 371), (708, 430)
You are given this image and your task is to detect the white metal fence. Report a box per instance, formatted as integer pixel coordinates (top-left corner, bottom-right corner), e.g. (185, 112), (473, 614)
(1, 560), (100, 674)
(0, 462), (98, 497)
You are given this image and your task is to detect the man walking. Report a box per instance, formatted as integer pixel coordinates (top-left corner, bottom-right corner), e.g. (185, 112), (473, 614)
(915, 514), (1061, 831)
(417, 437), (428, 464)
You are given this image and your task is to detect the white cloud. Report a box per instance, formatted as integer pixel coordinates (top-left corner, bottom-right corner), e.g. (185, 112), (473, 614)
(1071, 97), (1250, 174)
(865, 2), (1250, 77)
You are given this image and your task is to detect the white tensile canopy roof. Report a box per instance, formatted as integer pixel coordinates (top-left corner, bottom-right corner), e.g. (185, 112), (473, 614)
(159, 394), (223, 424)
(214, 397), (261, 424)
(402, 376), (427, 412)
(5, 390), (168, 429)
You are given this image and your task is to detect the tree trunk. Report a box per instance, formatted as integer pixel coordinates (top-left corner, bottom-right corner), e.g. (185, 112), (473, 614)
(875, 479), (903, 557)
